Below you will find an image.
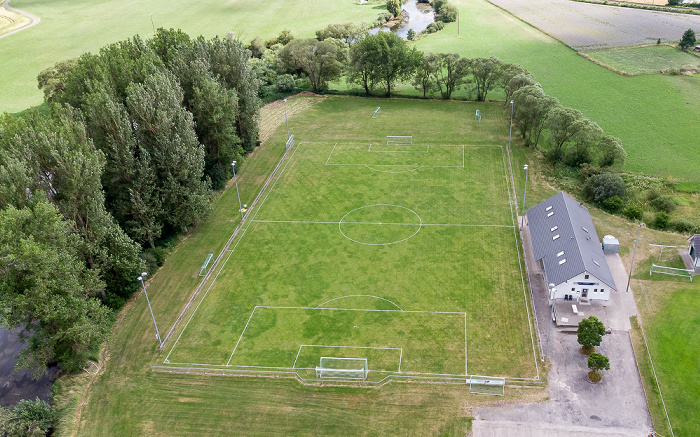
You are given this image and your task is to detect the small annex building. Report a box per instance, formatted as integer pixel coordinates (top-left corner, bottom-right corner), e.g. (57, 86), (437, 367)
(526, 191), (616, 302)
(688, 234), (700, 268)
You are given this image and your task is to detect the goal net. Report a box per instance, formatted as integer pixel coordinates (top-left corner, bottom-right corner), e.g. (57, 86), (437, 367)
(386, 135), (412, 145)
(469, 375), (505, 396)
(315, 357), (368, 381)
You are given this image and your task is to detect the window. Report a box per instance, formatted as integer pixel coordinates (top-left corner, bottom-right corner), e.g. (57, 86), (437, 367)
(593, 259), (600, 267)
(571, 288), (575, 291)
(601, 289), (604, 293)
(547, 211), (554, 217)
(593, 289), (598, 293)
(557, 251), (565, 257)
(558, 258), (567, 265)
(553, 234), (560, 240)
(550, 226), (558, 232)
(582, 226), (589, 233)
(584, 274), (589, 279)
(546, 206), (553, 211)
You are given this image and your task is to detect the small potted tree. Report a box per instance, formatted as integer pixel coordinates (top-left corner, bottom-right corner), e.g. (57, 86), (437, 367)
(577, 316), (606, 355)
(587, 352), (610, 383)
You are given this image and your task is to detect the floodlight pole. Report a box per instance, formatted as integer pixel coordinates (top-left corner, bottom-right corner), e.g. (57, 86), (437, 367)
(283, 98), (290, 140)
(625, 222), (644, 293)
(231, 161), (244, 224)
(521, 164), (528, 229)
(508, 100), (514, 152)
(150, 14), (155, 35)
(138, 272), (162, 348)
(545, 284), (555, 361)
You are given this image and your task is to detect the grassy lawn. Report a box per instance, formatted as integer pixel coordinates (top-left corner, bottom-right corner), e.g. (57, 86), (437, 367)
(583, 45), (700, 75)
(57, 96), (544, 436)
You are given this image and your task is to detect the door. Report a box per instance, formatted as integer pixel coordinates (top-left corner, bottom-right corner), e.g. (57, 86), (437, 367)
(582, 289), (588, 298)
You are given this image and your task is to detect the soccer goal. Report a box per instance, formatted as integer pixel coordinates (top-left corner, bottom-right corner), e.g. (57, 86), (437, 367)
(469, 375), (505, 396)
(286, 134), (295, 150)
(372, 106), (381, 118)
(199, 254), (213, 276)
(650, 264), (694, 281)
(386, 135), (412, 145)
(475, 109), (481, 121)
(315, 357), (368, 382)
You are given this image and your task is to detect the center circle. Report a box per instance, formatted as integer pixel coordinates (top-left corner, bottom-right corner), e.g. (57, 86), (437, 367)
(339, 204), (422, 245)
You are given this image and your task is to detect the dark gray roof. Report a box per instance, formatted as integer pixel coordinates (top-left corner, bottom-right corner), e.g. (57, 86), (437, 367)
(689, 234), (700, 254)
(526, 192), (616, 290)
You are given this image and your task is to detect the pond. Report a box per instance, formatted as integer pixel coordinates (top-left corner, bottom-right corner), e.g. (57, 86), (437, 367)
(369, 0), (435, 39)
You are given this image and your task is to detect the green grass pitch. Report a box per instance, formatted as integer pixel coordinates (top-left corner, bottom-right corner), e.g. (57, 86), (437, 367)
(162, 140), (538, 381)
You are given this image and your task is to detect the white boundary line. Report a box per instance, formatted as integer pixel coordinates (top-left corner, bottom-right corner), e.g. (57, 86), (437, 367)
(368, 144), (429, 153)
(252, 219), (513, 228)
(501, 146), (540, 379)
(316, 294), (403, 310)
(325, 143), (467, 169)
(226, 305), (467, 376)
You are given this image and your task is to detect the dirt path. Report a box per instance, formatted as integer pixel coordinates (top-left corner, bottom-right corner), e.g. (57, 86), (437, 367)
(0, 0), (40, 39)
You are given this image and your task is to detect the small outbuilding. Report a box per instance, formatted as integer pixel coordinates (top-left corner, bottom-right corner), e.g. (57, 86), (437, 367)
(688, 234), (700, 268)
(602, 235), (619, 254)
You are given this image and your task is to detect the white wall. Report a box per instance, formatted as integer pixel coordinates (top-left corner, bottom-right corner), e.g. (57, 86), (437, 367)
(552, 271), (611, 301)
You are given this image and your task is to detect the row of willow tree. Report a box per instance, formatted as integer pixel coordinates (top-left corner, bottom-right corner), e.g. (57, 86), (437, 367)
(0, 29), (259, 374)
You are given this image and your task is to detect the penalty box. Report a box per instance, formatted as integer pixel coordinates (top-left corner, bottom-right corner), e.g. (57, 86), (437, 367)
(227, 306), (467, 379)
(325, 143), (465, 168)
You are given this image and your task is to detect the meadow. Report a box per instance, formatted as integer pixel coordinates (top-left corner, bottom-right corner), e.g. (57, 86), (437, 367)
(583, 45), (700, 75)
(1, 0), (700, 181)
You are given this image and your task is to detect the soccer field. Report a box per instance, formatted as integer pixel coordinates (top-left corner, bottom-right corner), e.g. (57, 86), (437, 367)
(160, 139), (538, 384)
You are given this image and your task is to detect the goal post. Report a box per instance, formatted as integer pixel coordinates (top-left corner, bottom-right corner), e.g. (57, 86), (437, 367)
(199, 254), (213, 276)
(286, 134), (295, 150)
(650, 263), (694, 281)
(316, 357), (368, 382)
(372, 107), (381, 118)
(469, 375), (505, 396)
(386, 135), (412, 145)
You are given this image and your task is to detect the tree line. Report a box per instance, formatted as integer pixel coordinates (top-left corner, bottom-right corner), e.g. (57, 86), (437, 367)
(0, 29), (259, 375)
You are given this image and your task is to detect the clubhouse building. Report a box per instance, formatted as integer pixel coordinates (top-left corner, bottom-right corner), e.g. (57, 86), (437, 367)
(526, 192), (616, 303)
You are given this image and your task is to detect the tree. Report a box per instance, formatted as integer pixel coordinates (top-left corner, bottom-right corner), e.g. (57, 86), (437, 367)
(279, 38), (347, 92)
(597, 135), (626, 167)
(512, 85), (558, 146)
(587, 352), (610, 382)
(36, 59), (78, 104)
(0, 198), (111, 375)
(0, 398), (53, 437)
(348, 37), (376, 95)
(585, 173), (626, 203)
(316, 23), (360, 42)
(433, 53), (470, 99)
(468, 57), (503, 101)
(438, 3), (458, 23)
(577, 316), (607, 355)
(544, 106), (584, 162)
(566, 117), (603, 167)
(350, 32), (419, 96)
(387, 0), (401, 17)
(412, 52), (440, 97)
(679, 28), (696, 50)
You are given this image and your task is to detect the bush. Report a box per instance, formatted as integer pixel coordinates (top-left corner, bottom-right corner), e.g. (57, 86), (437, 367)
(438, 3), (458, 22)
(585, 173), (626, 202)
(579, 163), (601, 182)
(407, 29), (416, 41)
(387, 0), (401, 16)
(602, 196), (624, 213)
(650, 196), (676, 213)
(0, 398), (53, 436)
(625, 205), (643, 221)
(275, 74), (296, 93)
(433, 0), (448, 12)
(423, 21), (445, 34)
(654, 212), (670, 229)
(670, 218), (696, 234)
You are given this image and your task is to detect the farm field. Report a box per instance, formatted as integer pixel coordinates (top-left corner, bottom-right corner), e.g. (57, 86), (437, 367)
(584, 45), (700, 75)
(60, 97), (544, 436)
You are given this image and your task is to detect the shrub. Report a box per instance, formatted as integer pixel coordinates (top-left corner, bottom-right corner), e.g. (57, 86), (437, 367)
(602, 196), (624, 213)
(670, 219), (696, 234)
(625, 205), (643, 221)
(650, 196), (676, 213)
(585, 173), (626, 202)
(654, 212), (670, 229)
(423, 21), (445, 34)
(438, 3), (458, 22)
(407, 29), (416, 41)
(433, 0), (448, 12)
(276, 74), (296, 93)
(646, 188), (660, 201)
(387, 0), (401, 16)
(0, 398), (53, 436)
(579, 163), (601, 182)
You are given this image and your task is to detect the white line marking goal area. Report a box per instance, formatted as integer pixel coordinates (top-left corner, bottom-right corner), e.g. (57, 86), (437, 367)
(326, 143), (464, 168)
(220, 306), (467, 382)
